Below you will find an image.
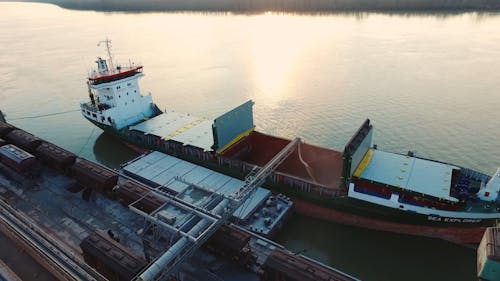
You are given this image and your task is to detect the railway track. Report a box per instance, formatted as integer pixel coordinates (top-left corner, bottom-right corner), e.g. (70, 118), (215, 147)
(0, 199), (106, 281)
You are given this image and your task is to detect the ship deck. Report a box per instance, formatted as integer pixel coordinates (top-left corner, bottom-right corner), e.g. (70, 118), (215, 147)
(357, 149), (459, 202)
(129, 112), (214, 152)
(222, 131), (344, 189)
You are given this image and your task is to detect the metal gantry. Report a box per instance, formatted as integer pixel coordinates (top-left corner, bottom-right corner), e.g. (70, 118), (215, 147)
(131, 138), (301, 281)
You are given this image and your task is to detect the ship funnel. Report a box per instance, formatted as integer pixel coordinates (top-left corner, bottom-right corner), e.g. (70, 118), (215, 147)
(96, 57), (108, 73)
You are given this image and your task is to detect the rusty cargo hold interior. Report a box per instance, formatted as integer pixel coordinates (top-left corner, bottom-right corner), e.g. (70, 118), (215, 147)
(222, 131), (344, 189)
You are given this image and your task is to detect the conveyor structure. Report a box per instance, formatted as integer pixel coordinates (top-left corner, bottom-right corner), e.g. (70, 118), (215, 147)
(131, 138), (302, 281)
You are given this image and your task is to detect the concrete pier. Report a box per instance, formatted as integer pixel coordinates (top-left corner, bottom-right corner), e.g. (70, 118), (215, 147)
(0, 119), (359, 281)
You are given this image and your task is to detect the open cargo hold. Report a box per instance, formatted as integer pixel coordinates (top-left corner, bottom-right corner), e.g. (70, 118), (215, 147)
(263, 248), (355, 281)
(0, 144), (36, 173)
(34, 141), (77, 172)
(80, 230), (147, 281)
(4, 129), (42, 153)
(115, 180), (166, 214)
(222, 131), (344, 189)
(71, 158), (118, 192)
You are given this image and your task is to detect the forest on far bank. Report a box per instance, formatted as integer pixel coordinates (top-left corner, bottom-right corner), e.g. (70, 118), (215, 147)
(21, 0), (500, 12)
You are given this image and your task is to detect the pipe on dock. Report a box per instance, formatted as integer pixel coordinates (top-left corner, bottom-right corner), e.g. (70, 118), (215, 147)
(137, 199), (229, 281)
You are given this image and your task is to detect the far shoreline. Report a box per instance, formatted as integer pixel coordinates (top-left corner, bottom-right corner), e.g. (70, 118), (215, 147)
(15, 0), (500, 14)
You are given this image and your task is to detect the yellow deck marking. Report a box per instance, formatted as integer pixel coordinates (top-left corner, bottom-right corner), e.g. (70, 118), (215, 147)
(216, 127), (255, 154)
(161, 118), (205, 140)
(353, 148), (374, 178)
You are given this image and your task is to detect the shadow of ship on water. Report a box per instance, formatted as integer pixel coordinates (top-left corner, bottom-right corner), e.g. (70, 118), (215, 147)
(93, 133), (140, 169)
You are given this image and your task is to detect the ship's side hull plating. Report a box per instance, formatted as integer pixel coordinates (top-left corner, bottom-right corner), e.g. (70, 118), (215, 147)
(84, 115), (496, 245)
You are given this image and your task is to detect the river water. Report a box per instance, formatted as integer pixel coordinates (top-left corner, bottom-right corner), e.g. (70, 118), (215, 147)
(1, 2), (500, 280)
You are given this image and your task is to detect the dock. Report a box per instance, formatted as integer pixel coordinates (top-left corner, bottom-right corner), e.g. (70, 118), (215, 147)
(0, 119), (359, 281)
(478, 226), (500, 281)
(0, 259), (21, 281)
(121, 151), (293, 238)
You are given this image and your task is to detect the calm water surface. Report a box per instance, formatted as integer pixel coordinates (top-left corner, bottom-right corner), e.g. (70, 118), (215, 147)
(1, 2), (500, 280)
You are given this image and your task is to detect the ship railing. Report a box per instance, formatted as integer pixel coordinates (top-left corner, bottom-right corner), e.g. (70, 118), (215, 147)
(80, 102), (99, 113)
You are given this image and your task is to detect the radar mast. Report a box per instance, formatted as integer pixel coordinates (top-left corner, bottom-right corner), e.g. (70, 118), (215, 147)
(97, 38), (114, 71)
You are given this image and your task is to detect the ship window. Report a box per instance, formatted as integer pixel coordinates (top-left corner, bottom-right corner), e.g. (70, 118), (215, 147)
(134, 90), (137, 93)
(116, 86), (121, 89)
(127, 83), (131, 86)
(132, 99), (134, 102)
(118, 95), (121, 98)
(127, 92), (129, 95)
(92, 113), (97, 118)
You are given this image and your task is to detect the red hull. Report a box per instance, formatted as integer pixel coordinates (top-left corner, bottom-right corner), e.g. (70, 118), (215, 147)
(292, 197), (486, 245)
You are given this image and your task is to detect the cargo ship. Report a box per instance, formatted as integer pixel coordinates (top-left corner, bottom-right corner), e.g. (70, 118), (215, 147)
(0, 118), (356, 281)
(80, 41), (500, 244)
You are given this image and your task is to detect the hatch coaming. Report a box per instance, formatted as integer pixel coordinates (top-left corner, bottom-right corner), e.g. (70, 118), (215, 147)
(353, 148), (459, 202)
(348, 181), (500, 221)
(348, 148), (500, 215)
(221, 131), (344, 190)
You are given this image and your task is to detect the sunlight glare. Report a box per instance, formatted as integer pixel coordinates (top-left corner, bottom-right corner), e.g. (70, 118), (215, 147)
(248, 15), (314, 106)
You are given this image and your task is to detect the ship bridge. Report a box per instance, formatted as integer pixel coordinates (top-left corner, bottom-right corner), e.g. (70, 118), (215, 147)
(81, 39), (158, 131)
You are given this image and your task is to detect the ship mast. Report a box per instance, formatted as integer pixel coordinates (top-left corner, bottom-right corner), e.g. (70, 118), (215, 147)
(97, 38), (114, 71)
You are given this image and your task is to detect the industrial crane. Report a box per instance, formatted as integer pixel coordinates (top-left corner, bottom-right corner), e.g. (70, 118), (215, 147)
(133, 137), (301, 281)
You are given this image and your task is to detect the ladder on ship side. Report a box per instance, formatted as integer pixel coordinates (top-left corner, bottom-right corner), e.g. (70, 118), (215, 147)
(134, 137), (301, 281)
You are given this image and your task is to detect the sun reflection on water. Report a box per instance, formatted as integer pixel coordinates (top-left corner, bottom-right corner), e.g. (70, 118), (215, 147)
(248, 15), (319, 106)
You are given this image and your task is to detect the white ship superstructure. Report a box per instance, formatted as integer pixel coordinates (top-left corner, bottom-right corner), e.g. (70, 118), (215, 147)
(80, 39), (156, 130)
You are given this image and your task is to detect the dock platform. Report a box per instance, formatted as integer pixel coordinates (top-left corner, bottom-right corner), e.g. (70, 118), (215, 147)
(0, 259), (21, 281)
(0, 119), (358, 281)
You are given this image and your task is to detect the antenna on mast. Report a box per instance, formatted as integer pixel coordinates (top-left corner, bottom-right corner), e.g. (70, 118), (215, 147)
(97, 37), (114, 71)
